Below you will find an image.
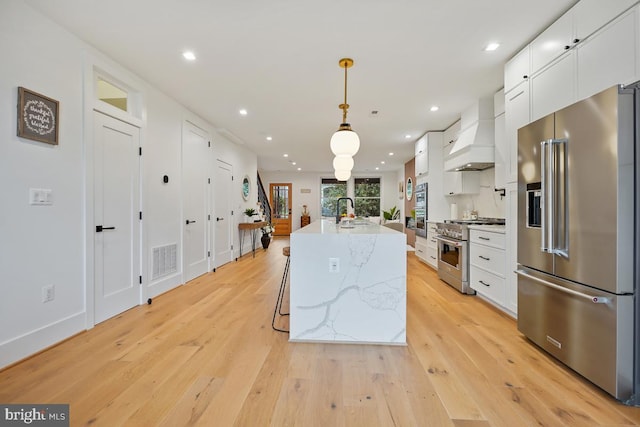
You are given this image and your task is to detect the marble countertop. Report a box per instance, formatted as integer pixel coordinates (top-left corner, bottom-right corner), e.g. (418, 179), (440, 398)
(467, 224), (506, 233)
(294, 219), (401, 235)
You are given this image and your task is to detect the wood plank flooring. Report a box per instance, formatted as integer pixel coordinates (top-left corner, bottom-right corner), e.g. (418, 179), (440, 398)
(2, 237), (640, 426)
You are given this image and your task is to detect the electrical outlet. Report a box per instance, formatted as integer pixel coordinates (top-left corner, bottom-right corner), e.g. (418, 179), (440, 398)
(329, 257), (339, 273)
(42, 285), (55, 303)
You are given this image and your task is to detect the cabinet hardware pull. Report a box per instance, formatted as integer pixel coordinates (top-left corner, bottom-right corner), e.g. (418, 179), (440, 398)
(430, 256), (436, 260)
(479, 280), (491, 287)
(186, 219), (197, 225)
(479, 255), (490, 261)
(95, 225), (116, 232)
(564, 45), (570, 50)
(523, 74), (528, 79)
(478, 236), (490, 241)
(573, 38), (580, 43)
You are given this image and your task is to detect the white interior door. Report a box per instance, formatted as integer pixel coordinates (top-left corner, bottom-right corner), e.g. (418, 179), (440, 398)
(214, 160), (233, 268)
(182, 122), (210, 282)
(94, 111), (140, 324)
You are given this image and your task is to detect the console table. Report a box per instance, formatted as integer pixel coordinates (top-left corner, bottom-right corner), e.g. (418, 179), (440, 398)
(238, 221), (267, 260)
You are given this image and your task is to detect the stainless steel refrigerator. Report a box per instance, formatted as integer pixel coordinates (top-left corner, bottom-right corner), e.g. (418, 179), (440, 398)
(516, 83), (638, 402)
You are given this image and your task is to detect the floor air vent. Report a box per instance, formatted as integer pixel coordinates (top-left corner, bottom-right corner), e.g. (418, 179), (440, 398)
(152, 244), (177, 280)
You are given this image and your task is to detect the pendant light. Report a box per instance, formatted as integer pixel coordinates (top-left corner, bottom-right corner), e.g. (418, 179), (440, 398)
(332, 155), (354, 171)
(330, 58), (360, 158)
(334, 169), (351, 181)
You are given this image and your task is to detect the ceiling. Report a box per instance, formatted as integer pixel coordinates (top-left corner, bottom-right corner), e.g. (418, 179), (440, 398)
(25, 0), (577, 174)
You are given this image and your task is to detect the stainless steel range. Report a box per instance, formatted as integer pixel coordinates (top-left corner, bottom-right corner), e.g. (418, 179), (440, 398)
(435, 218), (505, 294)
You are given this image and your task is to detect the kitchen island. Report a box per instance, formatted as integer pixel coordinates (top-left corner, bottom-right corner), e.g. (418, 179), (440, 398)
(289, 219), (407, 345)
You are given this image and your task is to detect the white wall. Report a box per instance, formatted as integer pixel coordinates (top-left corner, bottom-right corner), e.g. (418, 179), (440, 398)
(0, 2), (257, 368)
(259, 170), (402, 231)
(0, 1), (87, 367)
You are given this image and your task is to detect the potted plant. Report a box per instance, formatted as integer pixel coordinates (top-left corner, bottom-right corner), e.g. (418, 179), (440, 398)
(382, 206), (400, 223)
(243, 208), (256, 222)
(261, 223), (274, 249)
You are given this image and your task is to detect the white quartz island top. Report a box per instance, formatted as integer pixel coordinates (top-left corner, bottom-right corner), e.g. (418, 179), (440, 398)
(289, 219), (407, 345)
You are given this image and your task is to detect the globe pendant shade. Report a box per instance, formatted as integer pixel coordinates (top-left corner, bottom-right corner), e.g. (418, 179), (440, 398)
(333, 155), (354, 171)
(330, 128), (360, 156)
(334, 169), (351, 181)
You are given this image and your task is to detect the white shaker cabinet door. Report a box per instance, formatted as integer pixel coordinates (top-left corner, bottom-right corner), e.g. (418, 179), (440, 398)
(577, 8), (638, 101)
(504, 81), (530, 184)
(530, 52), (576, 122)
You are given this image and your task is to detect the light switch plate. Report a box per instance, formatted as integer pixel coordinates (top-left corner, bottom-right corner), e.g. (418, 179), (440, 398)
(29, 188), (53, 205)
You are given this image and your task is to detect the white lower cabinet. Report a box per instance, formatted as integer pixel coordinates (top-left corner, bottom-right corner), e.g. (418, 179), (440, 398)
(426, 221), (439, 269)
(415, 236), (428, 263)
(416, 222), (438, 269)
(469, 227), (509, 312)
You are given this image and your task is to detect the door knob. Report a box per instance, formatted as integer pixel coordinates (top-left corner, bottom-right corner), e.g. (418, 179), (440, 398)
(216, 217), (224, 221)
(96, 225), (116, 232)
(186, 219), (197, 225)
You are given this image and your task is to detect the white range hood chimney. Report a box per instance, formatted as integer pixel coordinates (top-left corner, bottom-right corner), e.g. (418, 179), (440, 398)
(444, 97), (495, 172)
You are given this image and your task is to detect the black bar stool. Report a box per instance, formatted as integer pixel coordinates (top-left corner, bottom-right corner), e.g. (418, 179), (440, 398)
(272, 246), (290, 333)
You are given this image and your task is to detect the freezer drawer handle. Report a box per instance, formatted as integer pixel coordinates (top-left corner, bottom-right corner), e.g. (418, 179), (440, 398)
(515, 270), (610, 304)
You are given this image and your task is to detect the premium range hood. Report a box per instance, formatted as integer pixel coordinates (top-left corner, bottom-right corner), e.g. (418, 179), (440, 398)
(444, 119), (495, 172)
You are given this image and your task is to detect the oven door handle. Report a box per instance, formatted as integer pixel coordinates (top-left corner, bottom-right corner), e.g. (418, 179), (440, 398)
(435, 236), (464, 247)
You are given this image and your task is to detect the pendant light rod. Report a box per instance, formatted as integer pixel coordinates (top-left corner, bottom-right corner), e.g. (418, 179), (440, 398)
(338, 58), (354, 123)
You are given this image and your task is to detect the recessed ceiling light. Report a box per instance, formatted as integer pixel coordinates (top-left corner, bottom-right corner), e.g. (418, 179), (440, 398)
(182, 51), (196, 61)
(292, 162), (297, 165)
(484, 43), (500, 51)
(239, 109), (248, 116)
(405, 134), (411, 139)
(283, 153), (288, 157)
(375, 167), (379, 170)
(430, 106), (439, 112)
(388, 152), (394, 156)
(297, 167), (302, 171)
(380, 161), (385, 165)
(266, 136), (272, 141)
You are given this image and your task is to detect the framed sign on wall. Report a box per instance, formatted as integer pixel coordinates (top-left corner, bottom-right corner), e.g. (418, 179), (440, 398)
(17, 87), (59, 145)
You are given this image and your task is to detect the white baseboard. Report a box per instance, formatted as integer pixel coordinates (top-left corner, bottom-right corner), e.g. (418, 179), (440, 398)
(0, 311), (86, 369)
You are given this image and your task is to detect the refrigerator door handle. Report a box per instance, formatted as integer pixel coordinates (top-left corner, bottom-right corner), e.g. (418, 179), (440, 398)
(515, 270), (610, 303)
(540, 140), (553, 253)
(551, 138), (569, 258)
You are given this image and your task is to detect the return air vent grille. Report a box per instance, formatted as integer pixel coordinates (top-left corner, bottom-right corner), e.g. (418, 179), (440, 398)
(152, 244), (177, 280)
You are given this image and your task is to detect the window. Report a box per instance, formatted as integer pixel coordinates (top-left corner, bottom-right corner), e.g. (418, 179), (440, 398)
(355, 177), (381, 217)
(97, 78), (128, 112)
(321, 178), (347, 217)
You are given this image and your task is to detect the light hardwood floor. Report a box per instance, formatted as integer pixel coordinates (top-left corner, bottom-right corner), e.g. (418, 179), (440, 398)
(2, 237), (640, 426)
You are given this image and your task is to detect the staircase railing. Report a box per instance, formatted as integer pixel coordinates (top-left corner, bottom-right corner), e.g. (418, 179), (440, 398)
(257, 172), (271, 225)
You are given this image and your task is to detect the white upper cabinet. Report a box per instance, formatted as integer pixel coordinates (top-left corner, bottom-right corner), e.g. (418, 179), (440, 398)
(530, 11), (573, 73)
(530, 0), (638, 75)
(442, 120), (461, 156)
(577, 7), (638, 100)
(530, 52), (576, 122)
(494, 89), (506, 190)
(573, 0), (637, 42)
(504, 81), (530, 184)
(505, 46), (530, 93)
(415, 135), (428, 178)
